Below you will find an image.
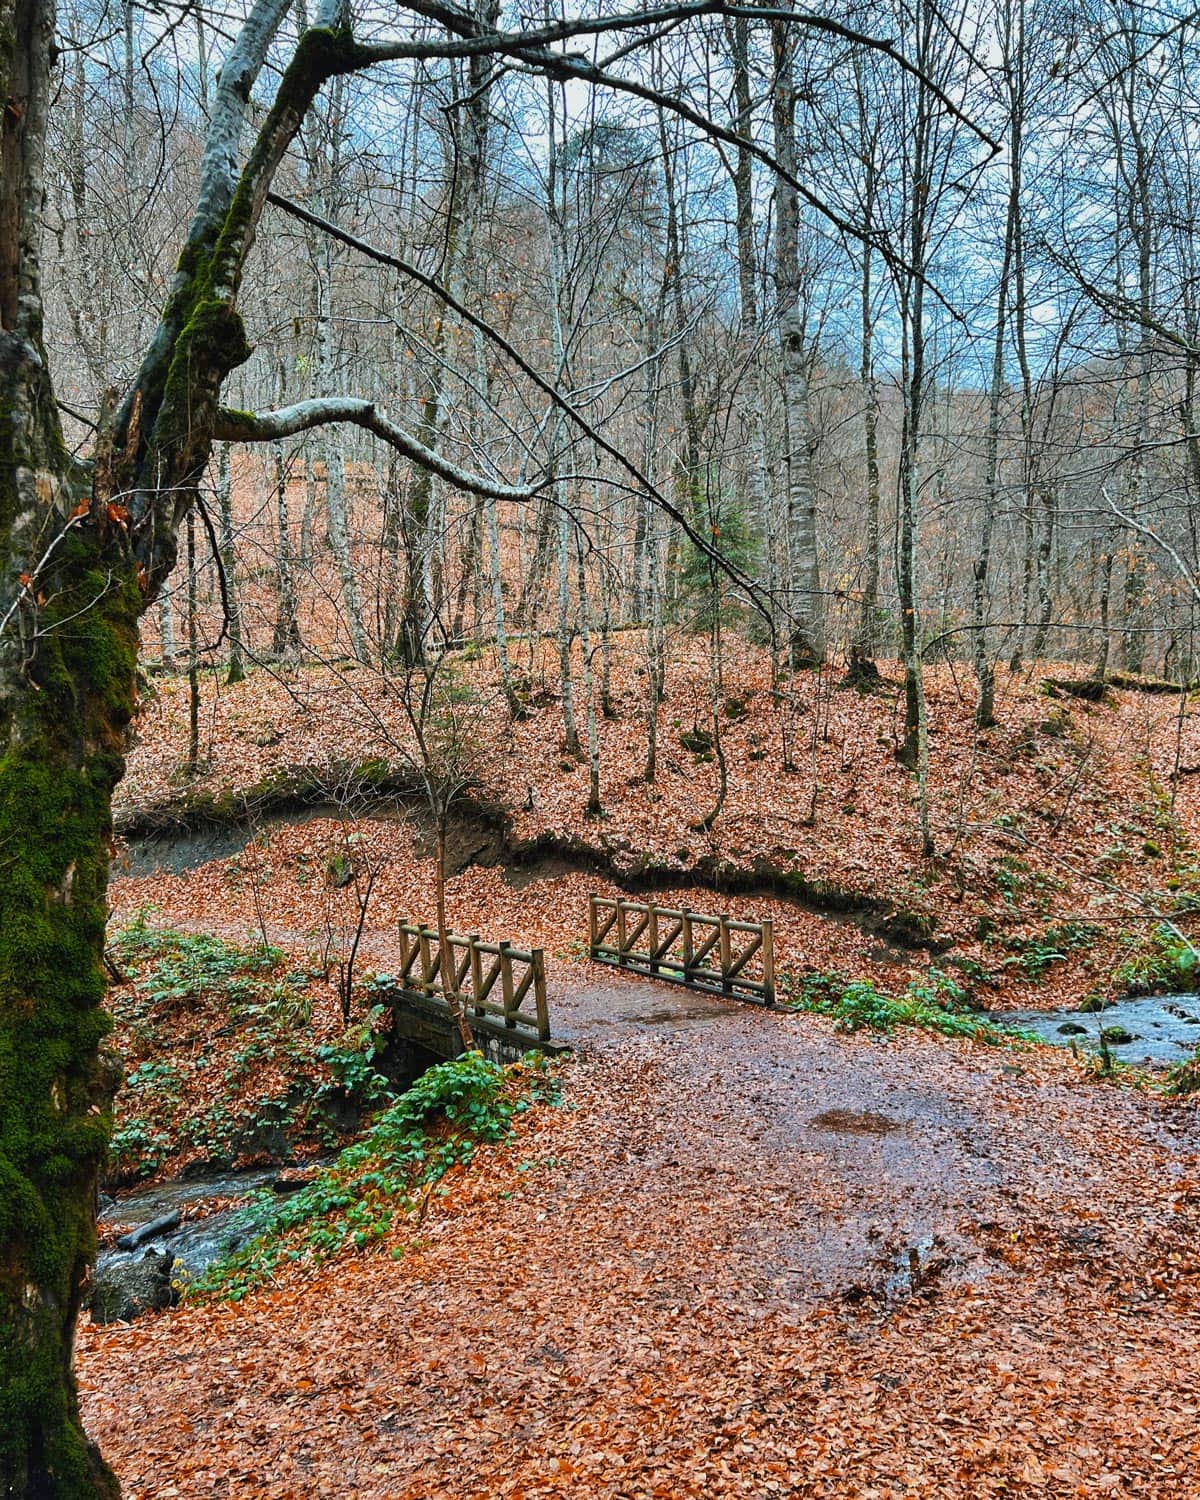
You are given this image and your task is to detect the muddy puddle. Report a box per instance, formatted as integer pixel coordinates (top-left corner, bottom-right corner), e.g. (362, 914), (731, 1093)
(996, 994), (1200, 1067)
(808, 1108), (902, 1135)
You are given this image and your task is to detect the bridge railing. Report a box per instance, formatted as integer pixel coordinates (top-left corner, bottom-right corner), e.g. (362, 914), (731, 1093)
(396, 921), (550, 1042)
(587, 895), (775, 1006)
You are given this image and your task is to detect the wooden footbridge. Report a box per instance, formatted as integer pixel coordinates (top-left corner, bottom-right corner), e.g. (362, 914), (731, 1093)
(382, 921), (559, 1065)
(382, 896), (775, 1063)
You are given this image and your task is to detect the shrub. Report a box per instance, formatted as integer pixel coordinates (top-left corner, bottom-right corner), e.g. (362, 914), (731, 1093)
(793, 968), (1024, 1045)
(1115, 925), (1200, 995)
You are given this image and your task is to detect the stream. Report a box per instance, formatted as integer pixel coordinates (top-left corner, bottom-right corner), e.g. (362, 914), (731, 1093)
(98, 1166), (287, 1273)
(995, 993), (1200, 1067)
(92, 1160), (332, 1323)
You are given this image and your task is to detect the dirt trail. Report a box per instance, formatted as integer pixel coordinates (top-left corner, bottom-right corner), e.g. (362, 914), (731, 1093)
(81, 968), (1200, 1498)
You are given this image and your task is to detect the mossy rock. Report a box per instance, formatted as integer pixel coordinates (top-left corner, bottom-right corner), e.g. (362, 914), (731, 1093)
(90, 1249), (178, 1325)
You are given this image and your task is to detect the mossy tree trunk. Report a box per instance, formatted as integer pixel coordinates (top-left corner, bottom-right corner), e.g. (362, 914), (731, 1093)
(0, 1), (401, 1491)
(1, 2), (138, 1486)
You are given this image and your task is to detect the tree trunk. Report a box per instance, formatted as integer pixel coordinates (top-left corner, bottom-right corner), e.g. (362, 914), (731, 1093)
(435, 817), (474, 1053)
(2, 6), (375, 1485)
(0, 344), (131, 1500)
(185, 508), (201, 770)
(853, 51), (882, 661)
(975, 160), (1019, 728)
(311, 92), (369, 664)
(771, 16), (823, 668)
(216, 443), (246, 682)
(556, 499), (581, 756)
(1, 5), (132, 1486)
(271, 432), (304, 658)
(575, 529), (602, 816)
(270, 360), (304, 660)
(543, 73), (581, 758)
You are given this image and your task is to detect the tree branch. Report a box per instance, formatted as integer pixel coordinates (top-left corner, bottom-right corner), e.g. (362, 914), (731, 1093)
(398, 0), (999, 153)
(213, 398), (541, 502)
(263, 192), (778, 622)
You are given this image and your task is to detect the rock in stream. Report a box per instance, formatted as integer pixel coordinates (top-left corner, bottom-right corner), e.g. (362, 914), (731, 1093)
(90, 1165), (295, 1324)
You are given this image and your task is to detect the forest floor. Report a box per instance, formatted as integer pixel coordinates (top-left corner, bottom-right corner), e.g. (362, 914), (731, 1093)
(79, 988), (1200, 1498)
(76, 647), (1200, 1495)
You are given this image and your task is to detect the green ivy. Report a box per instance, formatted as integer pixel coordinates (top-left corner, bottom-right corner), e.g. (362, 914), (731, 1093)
(792, 968), (1030, 1045)
(193, 1052), (561, 1301)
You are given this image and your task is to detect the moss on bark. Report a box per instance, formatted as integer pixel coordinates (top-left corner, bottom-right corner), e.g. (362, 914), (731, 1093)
(2, 15), (384, 1493)
(0, 497), (137, 1496)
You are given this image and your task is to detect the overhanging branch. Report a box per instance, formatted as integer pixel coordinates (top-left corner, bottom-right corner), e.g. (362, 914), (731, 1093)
(262, 192), (778, 623)
(213, 398), (540, 502)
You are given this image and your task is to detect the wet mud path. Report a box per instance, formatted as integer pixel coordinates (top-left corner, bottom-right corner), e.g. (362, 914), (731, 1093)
(81, 962), (1200, 1497)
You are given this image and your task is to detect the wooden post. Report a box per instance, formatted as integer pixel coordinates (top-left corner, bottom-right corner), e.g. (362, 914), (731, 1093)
(616, 900), (627, 968)
(647, 901), (659, 974)
(467, 934), (482, 1015)
(588, 895), (597, 955)
(682, 909), (693, 985)
(398, 922), (411, 975)
(532, 949), (549, 1041)
(719, 915), (732, 994)
(419, 925), (437, 998)
(761, 920), (775, 1006)
(500, 939), (515, 1024)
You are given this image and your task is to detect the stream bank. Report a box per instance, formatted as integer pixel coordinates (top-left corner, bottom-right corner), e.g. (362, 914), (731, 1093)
(115, 778), (946, 955)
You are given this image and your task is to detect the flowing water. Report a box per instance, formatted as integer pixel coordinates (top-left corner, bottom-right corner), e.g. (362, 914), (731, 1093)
(96, 1164), (317, 1280)
(995, 994), (1200, 1067)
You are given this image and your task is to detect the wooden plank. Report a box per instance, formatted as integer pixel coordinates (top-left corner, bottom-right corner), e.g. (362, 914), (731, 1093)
(588, 894), (620, 952)
(477, 954), (502, 1003)
(649, 914), (684, 962)
(510, 964), (535, 1010)
(621, 904), (650, 954)
(451, 935), (474, 995)
(689, 922), (721, 966)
